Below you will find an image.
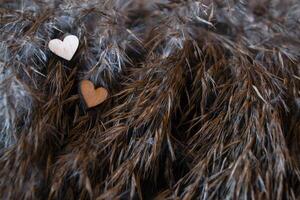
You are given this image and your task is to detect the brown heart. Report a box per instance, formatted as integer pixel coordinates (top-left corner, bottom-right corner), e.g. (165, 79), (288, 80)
(80, 80), (108, 108)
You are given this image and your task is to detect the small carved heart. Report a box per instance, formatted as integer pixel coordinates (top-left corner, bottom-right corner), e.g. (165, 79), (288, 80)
(80, 80), (108, 108)
(48, 35), (79, 61)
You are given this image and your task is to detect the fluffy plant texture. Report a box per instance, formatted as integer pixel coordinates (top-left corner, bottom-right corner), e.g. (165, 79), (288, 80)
(0, 0), (300, 199)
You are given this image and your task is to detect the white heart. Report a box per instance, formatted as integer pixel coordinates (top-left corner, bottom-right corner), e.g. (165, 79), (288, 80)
(48, 35), (79, 61)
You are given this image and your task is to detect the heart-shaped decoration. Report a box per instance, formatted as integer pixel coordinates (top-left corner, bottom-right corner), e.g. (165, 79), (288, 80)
(48, 35), (79, 61)
(80, 80), (108, 108)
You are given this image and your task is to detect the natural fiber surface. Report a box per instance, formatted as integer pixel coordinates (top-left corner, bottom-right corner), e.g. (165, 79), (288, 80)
(0, 0), (300, 199)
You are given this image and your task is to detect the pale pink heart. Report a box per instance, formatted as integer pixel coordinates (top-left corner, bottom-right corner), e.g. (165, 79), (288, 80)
(48, 35), (79, 61)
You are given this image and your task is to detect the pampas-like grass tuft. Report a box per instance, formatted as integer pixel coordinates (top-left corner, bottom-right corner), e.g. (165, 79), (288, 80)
(0, 0), (300, 199)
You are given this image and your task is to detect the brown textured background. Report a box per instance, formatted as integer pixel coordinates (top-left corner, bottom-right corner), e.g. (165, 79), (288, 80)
(0, 0), (300, 199)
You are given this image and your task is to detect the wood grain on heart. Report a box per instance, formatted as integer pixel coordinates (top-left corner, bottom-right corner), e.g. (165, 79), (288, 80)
(80, 80), (108, 108)
(48, 35), (79, 61)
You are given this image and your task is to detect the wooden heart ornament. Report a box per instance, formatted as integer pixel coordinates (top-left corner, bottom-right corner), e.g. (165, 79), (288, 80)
(80, 80), (108, 108)
(48, 35), (79, 61)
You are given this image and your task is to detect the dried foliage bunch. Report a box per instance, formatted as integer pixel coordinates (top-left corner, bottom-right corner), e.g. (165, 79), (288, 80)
(0, 0), (300, 199)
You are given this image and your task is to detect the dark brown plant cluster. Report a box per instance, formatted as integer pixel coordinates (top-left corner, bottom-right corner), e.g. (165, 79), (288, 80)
(0, 0), (300, 199)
